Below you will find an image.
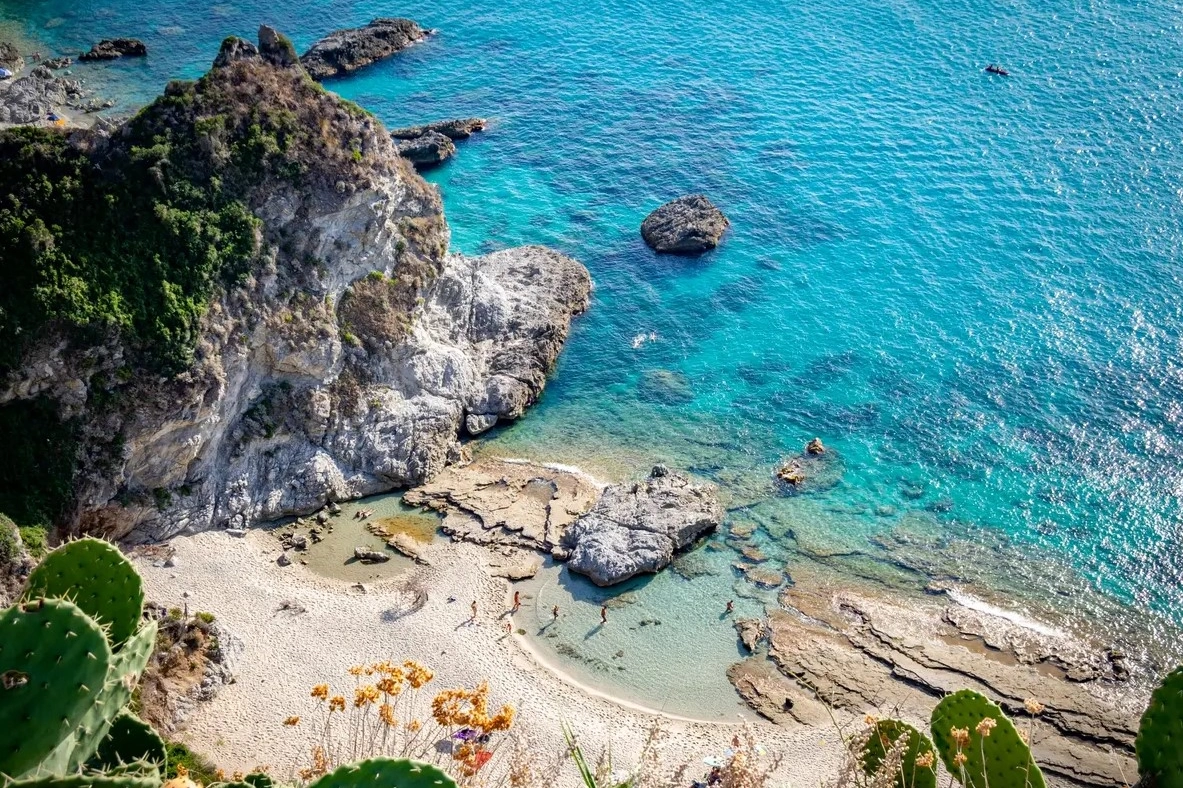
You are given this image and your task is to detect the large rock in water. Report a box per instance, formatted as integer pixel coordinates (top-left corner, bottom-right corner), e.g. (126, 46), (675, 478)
(0, 29), (590, 542)
(79, 38), (147, 61)
(394, 131), (456, 168)
(640, 194), (729, 254)
(301, 18), (431, 80)
(390, 118), (487, 141)
(562, 466), (722, 585)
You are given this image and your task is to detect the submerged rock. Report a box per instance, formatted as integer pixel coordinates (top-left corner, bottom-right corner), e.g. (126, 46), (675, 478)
(301, 18), (431, 80)
(394, 130), (456, 168)
(353, 546), (390, 563)
(80, 38), (148, 61)
(640, 194), (729, 254)
(390, 118), (487, 141)
(562, 466), (722, 586)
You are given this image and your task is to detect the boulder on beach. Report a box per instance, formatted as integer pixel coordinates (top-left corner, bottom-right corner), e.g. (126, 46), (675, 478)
(0, 66), (84, 124)
(300, 18), (431, 80)
(562, 465), (723, 586)
(80, 38), (148, 61)
(394, 130), (457, 168)
(390, 117), (487, 141)
(640, 194), (729, 254)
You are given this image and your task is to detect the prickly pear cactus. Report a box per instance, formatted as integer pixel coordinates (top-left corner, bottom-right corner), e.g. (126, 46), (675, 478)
(88, 710), (166, 771)
(932, 690), (1045, 788)
(0, 598), (113, 779)
(67, 618), (159, 772)
(4, 772), (160, 788)
(22, 538), (145, 649)
(243, 773), (276, 788)
(308, 758), (458, 788)
(861, 719), (937, 788)
(1136, 666), (1183, 788)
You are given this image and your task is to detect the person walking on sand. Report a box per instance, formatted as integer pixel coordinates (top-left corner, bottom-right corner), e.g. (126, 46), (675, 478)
(552, 604), (560, 621)
(600, 604), (608, 625)
(512, 591), (520, 611)
(725, 600), (734, 615)
(470, 600), (477, 622)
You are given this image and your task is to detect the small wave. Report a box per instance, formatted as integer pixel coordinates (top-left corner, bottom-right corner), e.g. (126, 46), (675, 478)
(498, 457), (611, 489)
(947, 590), (1066, 638)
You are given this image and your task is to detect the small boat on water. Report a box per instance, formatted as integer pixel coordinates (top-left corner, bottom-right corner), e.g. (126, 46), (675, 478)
(986, 64), (1010, 76)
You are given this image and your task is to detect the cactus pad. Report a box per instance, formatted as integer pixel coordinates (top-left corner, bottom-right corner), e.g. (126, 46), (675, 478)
(5, 772), (160, 788)
(1137, 666), (1183, 788)
(67, 618), (159, 772)
(0, 598), (113, 779)
(243, 774), (276, 788)
(861, 719), (937, 788)
(931, 690), (1045, 788)
(23, 538), (145, 649)
(308, 758), (457, 788)
(88, 711), (166, 771)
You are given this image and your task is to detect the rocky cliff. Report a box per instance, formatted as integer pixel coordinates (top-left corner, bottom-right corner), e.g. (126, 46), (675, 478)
(0, 28), (590, 542)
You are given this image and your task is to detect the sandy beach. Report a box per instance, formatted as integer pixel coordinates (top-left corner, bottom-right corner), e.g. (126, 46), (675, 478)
(136, 530), (852, 785)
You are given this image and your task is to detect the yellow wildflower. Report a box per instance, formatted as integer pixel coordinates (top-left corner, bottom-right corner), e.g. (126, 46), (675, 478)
(406, 719), (422, 732)
(1024, 698), (1045, 715)
(283, 715), (300, 726)
(311, 684), (329, 700)
(347, 665), (365, 677)
(915, 752), (935, 769)
(950, 727), (971, 748)
(329, 695), (346, 713)
(232, 772), (244, 782)
(405, 660), (434, 688)
(377, 673), (404, 696)
(213, 770), (226, 781)
(176, 766), (189, 778)
(379, 703), (397, 726)
(1018, 729), (1030, 744)
(975, 718), (997, 737)
(953, 752), (968, 767)
(864, 714), (878, 726)
(355, 685), (380, 707)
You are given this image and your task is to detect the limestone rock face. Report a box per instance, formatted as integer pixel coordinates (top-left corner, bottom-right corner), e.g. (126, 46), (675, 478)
(562, 466), (723, 585)
(640, 194), (729, 254)
(0, 66), (84, 124)
(301, 19), (431, 80)
(80, 38), (147, 61)
(0, 30), (590, 543)
(0, 41), (24, 73)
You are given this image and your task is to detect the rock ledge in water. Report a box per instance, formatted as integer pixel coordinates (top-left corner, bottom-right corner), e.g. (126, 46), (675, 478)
(640, 194), (729, 254)
(80, 38), (148, 61)
(301, 18), (431, 80)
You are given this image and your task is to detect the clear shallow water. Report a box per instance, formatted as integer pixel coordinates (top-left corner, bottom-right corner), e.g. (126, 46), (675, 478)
(7, 0), (1183, 711)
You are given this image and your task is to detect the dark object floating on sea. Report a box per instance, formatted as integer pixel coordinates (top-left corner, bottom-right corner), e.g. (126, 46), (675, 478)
(985, 64), (1010, 76)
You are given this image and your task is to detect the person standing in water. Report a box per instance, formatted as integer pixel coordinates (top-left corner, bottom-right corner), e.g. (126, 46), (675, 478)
(725, 600), (734, 615)
(512, 591), (521, 611)
(552, 604), (560, 621)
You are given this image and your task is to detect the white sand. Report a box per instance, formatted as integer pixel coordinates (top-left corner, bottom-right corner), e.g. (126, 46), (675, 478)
(137, 531), (850, 785)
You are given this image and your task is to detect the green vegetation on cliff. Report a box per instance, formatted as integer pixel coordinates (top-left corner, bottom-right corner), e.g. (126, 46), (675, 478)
(0, 125), (260, 376)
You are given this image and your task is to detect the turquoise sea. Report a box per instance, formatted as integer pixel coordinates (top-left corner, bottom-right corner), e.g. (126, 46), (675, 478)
(6, 0), (1183, 714)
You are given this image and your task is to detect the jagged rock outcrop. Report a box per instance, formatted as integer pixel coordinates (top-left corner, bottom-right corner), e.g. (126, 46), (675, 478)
(640, 194), (729, 254)
(0, 29), (590, 542)
(301, 19), (431, 80)
(390, 118), (487, 141)
(80, 38), (147, 61)
(0, 66), (84, 124)
(562, 465), (723, 585)
(395, 130), (456, 168)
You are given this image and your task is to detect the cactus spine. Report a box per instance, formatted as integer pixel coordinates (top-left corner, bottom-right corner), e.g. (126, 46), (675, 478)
(931, 690), (1045, 788)
(87, 710), (167, 771)
(1136, 666), (1183, 788)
